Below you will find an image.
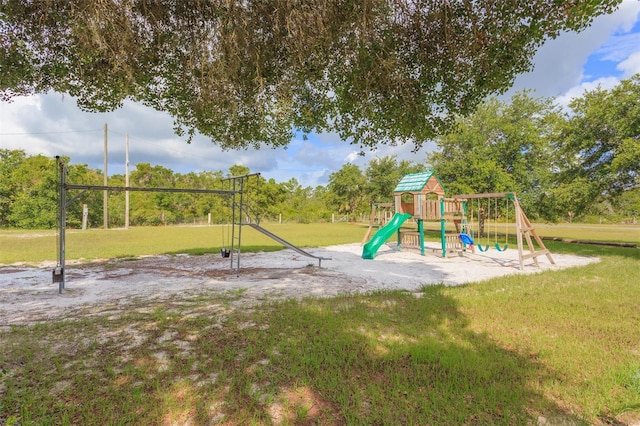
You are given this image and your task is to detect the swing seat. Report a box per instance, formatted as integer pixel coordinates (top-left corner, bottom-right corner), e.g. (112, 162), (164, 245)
(459, 233), (474, 245)
(477, 244), (490, 252)
(494, 243), (508, 252)
(459, 233), (475, 253)
(221, 248), (231, 258)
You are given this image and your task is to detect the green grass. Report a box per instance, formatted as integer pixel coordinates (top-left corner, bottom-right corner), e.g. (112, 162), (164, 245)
(0, 223), (369, 264)
(2, 221), (636, 265)
(1, 223), (639, 424)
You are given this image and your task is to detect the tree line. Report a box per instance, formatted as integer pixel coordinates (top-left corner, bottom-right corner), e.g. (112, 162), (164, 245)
(1, 78), (638, 229)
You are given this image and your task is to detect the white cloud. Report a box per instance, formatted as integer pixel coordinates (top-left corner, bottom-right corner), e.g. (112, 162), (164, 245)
(1, 93), (286, 178)
(3, 93), (433, 187)
(617, 51), (640, 77)
(598, 32), (640, 62)
(554, 76), (621, 110)
(509, 0), (640, 97)
(344, 151), (360, 163)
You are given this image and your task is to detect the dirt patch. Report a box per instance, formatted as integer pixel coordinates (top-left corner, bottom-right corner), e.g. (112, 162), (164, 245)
(0, 243), (597, 328)
(0, 268), (27, 274)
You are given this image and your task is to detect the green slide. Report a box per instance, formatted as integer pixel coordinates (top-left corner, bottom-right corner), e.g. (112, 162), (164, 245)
(362, 212), (412, 259)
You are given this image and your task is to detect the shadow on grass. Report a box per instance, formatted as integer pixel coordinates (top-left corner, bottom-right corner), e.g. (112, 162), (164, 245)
(0, 286), (591, 425)
(218, 286), (586, 424)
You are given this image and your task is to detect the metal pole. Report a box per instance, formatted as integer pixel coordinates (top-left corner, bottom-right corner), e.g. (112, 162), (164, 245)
(236, 177), (244, 271)
(56, 157), (66, 293)
(230, 179), (235, 269)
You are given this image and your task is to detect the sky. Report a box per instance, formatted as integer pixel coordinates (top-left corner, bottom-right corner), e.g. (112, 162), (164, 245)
(1, 1), (640, 188)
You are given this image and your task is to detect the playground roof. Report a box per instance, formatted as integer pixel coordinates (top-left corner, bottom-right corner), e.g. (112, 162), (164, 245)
(394, 171), (445, 194)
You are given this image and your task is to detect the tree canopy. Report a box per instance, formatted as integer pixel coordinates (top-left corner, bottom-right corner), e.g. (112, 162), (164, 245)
(427, 91), (561, 213)
(559, 74), (640, 197)
(427, 75), (640, 220)
(1, 0), (621, 149)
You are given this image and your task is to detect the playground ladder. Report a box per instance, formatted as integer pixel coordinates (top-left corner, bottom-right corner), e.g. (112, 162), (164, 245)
(514, 198), (555, 270)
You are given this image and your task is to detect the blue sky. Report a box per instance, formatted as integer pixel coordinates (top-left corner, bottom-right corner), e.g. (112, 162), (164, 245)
(2, 1), (640, 187)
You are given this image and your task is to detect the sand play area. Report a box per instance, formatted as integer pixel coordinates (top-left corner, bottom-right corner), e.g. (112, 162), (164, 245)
(0, 242), (597, 328)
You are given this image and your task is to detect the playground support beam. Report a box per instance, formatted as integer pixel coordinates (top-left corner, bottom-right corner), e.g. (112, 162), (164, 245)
(65, 184), (237, 196)
(220, 172), (262, 271)
(54, 157), (66, 293)
(452, 192), (515, 200)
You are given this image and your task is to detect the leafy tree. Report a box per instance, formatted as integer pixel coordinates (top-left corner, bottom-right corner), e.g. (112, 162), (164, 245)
(559, 74), (640, 203)
(0, 151), (106, 229)
(127, 163), (176, 225)
(7, 155), (59, 228)
(273, 179), (330, 223)
(364, 156), (421, 204)
(227, 165), (251, 178)
(615, 188), (640, 220)
(306, 185), (333, 223)
(327, 163), (366, 214)
(1, 1), (621, 149)
(106, 173), (127, 227)
(66, 163), (103, 228)
(254, 178), (288, 221)
(536, 178), (594, 223)
(181, 170), (228, 223)
(0, 149), (26, 226)
(427, 92), (560, 216)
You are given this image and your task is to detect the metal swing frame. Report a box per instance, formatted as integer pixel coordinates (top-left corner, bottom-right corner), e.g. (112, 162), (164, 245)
(54, 157), (239, 293)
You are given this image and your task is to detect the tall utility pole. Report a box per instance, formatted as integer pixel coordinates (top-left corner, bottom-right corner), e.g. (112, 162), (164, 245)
(125, 133), (130, 229)
(103, 123), (108, 229)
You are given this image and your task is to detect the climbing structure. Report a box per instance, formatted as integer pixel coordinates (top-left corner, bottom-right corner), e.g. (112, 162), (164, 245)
(361, 172), (554, 270)
(391, 171), (470, 257)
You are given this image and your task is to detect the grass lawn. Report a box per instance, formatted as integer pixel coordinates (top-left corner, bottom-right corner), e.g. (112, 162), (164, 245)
(0, 223), (370, 264)
(1, 223), (639, 425)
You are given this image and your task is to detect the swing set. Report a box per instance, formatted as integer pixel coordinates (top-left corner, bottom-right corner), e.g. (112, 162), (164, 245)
(453, 192), (555, 271)
(471, 196), (509, 252)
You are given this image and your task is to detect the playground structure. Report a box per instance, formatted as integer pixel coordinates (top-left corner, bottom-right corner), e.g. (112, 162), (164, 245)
(53, 157), (329, 293)
(362, 171), (555, 270)
(363, 171), (469, 259)
(392, 171), (472, 257)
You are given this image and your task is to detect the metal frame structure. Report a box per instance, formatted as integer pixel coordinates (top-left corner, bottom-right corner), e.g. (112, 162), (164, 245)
(220, 172), (330, 270)
(54, 158), (329, 293)
(54, 157), (239, 293)
(221, 172), (262, 271)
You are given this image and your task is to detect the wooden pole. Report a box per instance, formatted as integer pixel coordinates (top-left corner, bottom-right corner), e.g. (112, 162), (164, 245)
(125, 133), (130, 229)
(515, 199), (525, 271)
(103, 123), (108, 229)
